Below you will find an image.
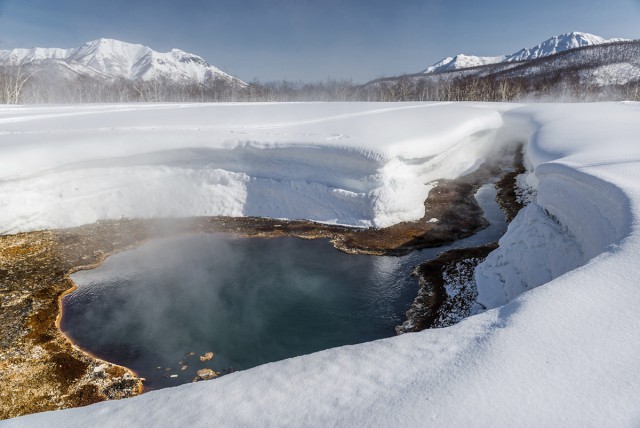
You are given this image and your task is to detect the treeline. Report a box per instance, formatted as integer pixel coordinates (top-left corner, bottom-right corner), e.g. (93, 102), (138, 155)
(1, 41), (639, 103)
(0, 68), (250, 104)
(364, 71), (640, 102)
(3, 71), (638, 104)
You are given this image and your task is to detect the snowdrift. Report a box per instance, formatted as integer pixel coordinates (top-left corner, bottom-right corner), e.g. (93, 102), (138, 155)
(4, 102), (640, 427)
(0, 102), (504, 233)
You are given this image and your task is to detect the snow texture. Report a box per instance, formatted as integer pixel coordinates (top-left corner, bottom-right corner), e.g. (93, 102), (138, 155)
(423, 54), (505, 74)
(0, 102), (504, 234)
(4, 101), (640, 427)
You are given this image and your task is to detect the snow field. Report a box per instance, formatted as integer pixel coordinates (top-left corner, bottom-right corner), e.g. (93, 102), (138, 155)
(0, 102), (504, 233)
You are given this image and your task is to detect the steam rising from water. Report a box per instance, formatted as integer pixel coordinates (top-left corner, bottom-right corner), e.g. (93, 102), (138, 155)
(62, 235), (421, 389)
(61, 185), (507, 390)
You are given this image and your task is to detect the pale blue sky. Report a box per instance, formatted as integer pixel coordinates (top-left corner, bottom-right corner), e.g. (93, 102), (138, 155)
(1, 0), (639, 82)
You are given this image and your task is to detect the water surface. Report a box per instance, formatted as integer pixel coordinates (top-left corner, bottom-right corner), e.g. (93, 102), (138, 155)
(61, 185), (506, 390)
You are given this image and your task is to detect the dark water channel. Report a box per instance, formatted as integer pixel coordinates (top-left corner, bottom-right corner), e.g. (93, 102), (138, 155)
(61, 185), (507, 390)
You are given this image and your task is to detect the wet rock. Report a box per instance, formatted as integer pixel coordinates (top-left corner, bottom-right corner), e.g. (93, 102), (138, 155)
(196, 368), (219, 380)
(199, 352), (214, 362)
(397, 243), (498, 333)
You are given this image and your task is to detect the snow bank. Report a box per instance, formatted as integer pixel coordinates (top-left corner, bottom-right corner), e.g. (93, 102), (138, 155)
(477, 103), (636, 309)
(5, 102), (640, 427)
(0, 102), (503, 233)
(476, 203), (584, 309)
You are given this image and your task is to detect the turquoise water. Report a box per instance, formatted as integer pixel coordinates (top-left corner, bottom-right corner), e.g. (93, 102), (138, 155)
(61, 185), (506, 390)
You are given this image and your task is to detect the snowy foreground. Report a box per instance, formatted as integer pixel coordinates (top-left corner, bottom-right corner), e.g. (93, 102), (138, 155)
(3, 102), (640, 426)
(0, 102), (505, 233)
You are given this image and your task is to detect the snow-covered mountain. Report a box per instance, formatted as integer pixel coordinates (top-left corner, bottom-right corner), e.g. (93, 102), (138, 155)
(424, 54), (504, 74)
(0, 38), (247, 87)
(424, 32), (628, 74)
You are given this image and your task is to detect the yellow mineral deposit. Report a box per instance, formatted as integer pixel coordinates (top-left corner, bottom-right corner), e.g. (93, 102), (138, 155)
(195, 368), (219, 381)
(199, 352), (214, 362)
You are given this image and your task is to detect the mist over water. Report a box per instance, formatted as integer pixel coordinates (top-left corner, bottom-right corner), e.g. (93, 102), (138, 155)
(62, 235), (420, 389)
(61, 185), (506, 390)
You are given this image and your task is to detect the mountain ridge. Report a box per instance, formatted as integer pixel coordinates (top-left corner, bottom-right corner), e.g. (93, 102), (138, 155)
(424, 32), (629, 74)
(0, 38), (247, 87)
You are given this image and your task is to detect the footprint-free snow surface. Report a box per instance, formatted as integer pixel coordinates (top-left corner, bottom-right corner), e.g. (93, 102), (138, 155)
(4, 102), (640, 427)
(0, 102), (503, 233)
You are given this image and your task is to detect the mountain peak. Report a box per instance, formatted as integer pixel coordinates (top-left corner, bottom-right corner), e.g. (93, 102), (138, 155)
(0, 39), (246, 87)
(505, 31), (625, 62)
(86, 38), (129, 45)
(78, 38), (147, 53)
(423, 53), (505, 74)
(424, 31), (628, 74)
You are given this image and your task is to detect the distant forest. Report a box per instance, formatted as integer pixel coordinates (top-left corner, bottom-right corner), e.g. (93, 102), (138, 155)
(1, 41), (639, 103)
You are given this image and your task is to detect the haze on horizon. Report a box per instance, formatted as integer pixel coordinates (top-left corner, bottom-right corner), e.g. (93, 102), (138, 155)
(0, 0), (639, 83)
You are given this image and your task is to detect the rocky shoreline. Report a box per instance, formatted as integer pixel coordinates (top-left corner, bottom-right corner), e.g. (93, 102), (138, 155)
(396, 243), (499, 333)
(0, 146), (523, 419)
(397, 147), (526, 333)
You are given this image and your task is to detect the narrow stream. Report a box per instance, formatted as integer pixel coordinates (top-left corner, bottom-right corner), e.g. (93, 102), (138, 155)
(61, 184), (507, 390)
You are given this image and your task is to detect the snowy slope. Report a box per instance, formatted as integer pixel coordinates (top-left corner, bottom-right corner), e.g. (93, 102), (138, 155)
(0, 39), (246, 86)
(505, 32), (626, 61)
(424, 32), (628, 74)
(0, 102), (504, 234)
(0, 47), (73, 63)
(4, 102), (640, 427)
(423, 54), (505, 73)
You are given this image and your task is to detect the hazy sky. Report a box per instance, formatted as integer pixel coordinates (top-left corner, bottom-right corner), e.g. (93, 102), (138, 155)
(1, 0), (639, 82)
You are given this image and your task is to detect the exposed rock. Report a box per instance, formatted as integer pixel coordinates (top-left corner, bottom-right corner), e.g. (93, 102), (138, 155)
(396, 244), (498, 333)
(199, 352), (214, 362)
(0, 227), (144, 420)
(397, 146), (527, 333)
(495, 146), (528, 222)
(196, 368), (219, 381)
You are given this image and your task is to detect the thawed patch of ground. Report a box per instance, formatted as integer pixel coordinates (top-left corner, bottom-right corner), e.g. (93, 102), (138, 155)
(397, 147), (527, 332)
(0, 151), (521, 418)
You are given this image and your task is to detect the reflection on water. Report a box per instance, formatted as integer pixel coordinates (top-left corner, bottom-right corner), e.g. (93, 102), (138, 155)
(61, 185), (507, 390)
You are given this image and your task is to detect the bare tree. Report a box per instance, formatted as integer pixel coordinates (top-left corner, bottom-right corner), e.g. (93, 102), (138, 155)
(0, 63), (34, 103)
